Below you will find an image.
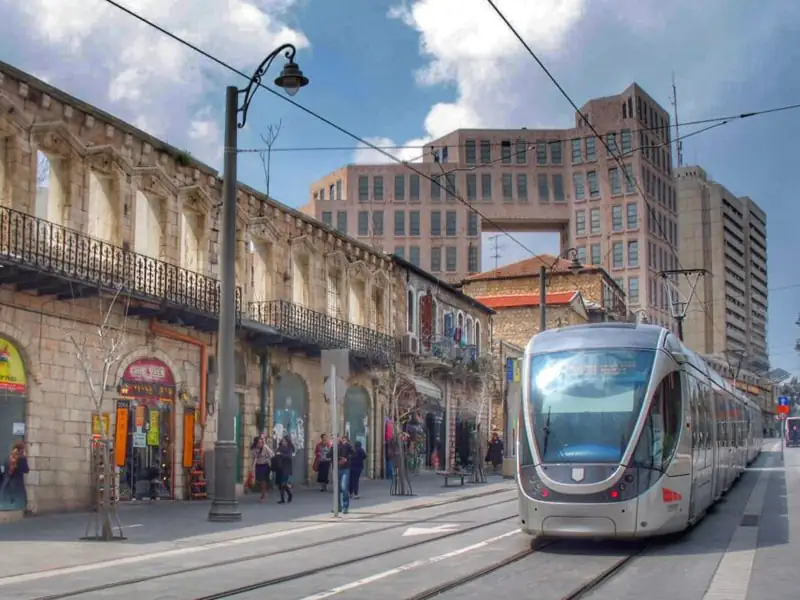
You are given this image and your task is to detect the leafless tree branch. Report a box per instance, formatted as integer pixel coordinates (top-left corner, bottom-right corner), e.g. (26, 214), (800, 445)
(258, 120), (283, 200)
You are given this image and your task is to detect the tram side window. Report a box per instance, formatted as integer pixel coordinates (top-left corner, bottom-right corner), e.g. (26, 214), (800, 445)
(632, 372), (682, 471)
(715, 392), (728, 448)
(700, 386), (713, 450)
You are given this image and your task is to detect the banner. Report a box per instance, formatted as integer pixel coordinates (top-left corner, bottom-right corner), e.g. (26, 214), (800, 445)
(114, 400), (130, 467)
(0, 337), (27, 393)
(118, 358), (176, 401)
(183, 409), (196, 469)
(147, 409), (161, 446)
(92, 413), (111, 437)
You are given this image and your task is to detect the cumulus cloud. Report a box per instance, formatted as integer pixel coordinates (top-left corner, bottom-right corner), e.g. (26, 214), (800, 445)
(11, 0), (308, 163)
(354, 0), (793, 165)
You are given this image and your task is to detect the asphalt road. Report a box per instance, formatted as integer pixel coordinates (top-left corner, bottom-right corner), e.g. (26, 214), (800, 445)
(3, 441), (797, 600)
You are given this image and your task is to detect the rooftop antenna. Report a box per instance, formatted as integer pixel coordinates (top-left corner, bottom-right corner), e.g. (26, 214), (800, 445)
(488, 234), (504, 269)
(670, 73), (684, 167)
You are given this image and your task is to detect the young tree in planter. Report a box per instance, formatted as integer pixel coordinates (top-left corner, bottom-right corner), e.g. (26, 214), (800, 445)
(68, 285), (130, 541)
(455, 354), (498, 484)
(374, 363), (419, 496)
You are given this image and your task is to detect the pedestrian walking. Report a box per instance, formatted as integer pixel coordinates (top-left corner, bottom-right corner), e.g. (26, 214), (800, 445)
(337, 435), (353, 513)
(349, 439), (367, 499)
(275, 435), (294, 504)
(486, 432), (504, 474)
(250, 435), (273, 502)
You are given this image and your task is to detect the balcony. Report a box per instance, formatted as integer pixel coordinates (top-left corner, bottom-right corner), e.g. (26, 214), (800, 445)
(243, 300), (395, 368)
(417, 335), (479, 371)
(0, 206), (239, 332)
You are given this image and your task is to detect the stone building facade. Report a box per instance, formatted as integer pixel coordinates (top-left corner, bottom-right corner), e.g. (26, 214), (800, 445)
(393, 255), (494, 471)
(0, 62), (398, 517)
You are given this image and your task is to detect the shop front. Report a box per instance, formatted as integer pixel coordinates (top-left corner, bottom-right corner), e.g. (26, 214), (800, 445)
(0, 337), (28, 511)
(114, 358), (178, 500)
(403, 376), (445, 473)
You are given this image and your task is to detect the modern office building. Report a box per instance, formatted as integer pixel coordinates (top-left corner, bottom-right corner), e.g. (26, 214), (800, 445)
(303, 83), (679, 327)
(675, 166), (769, 372)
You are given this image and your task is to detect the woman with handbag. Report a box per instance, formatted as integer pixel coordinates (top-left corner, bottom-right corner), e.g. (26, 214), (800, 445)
(313, 434), (332, 492)
(251, 435), (273, 502)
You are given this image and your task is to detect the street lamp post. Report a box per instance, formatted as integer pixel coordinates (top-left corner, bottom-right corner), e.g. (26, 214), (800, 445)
(208, 45), (309, 522)
(538, 249), (583, 333)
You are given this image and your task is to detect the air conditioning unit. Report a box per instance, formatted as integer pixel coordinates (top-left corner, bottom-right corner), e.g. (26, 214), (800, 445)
(401, 333), (419, 355)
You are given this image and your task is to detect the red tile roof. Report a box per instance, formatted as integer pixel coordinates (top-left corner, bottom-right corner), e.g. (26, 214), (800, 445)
(465, 254), (580, 282)
(475, 291), (579, 309)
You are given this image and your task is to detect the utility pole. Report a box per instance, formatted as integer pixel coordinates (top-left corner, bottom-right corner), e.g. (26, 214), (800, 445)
(670, 73), (684, 168)
(659, 268), (708, 341)
(488, 234), (503, 269)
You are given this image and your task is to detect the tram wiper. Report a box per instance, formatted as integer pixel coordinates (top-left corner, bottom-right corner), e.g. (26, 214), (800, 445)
(541, 406), (552, 458)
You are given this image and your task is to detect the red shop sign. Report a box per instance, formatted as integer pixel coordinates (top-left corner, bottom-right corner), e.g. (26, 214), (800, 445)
(118, 358), (176, 400)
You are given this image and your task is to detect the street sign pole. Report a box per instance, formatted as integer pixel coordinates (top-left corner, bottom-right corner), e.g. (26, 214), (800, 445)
(331, 362), (339, 518)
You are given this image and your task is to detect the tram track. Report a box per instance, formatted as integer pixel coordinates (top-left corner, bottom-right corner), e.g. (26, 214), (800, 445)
(26, 494), (517, 600)
(559, 544), (647, 600)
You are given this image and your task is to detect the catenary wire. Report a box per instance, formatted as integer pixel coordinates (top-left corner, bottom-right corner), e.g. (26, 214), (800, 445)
(482, 0), (746, 343)
(236, 102), (800, 154)
(103, 0), (781, 330)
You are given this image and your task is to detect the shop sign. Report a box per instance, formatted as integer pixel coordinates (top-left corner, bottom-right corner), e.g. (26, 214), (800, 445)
(118, 358), (176, 400)
(0, 338), (27, 394)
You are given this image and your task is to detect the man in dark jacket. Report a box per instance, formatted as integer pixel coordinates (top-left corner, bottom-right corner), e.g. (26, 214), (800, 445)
(337, 436), (353, 513)
(349, 440), (367, 499)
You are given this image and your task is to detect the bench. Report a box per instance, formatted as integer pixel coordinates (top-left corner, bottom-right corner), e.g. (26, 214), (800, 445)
(437, 470), (467, 487)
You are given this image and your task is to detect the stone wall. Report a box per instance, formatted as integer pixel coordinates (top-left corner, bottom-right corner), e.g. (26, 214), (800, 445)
(462, 271), (609, 307)
(490, 305), (586, 350)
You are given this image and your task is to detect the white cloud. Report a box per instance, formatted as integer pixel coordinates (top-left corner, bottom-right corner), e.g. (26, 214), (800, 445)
(352, 136), (432, 164)
(356, 0), (794, 165)
(12, 0), (308, 163)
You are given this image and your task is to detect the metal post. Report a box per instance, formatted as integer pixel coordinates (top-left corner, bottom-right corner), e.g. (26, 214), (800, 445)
(208, 86), (242, 522)
(676, 316), (684, 341)
(539, 264), (547, 332)
(331, 363), (340, 517)
(259, 351), (269, 434)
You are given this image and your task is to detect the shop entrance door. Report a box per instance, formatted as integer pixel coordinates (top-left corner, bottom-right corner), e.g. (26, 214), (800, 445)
(121, 401), (174, 500)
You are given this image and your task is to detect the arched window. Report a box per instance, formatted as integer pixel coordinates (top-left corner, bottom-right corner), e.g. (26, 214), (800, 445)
(457, 312), (464, 344)
(465, 316), (473, 345)
(475, 321), (481, 353)
(431, 299), (439, 338)
(406, 288), (415, 333)
(417, 291), (425, 337)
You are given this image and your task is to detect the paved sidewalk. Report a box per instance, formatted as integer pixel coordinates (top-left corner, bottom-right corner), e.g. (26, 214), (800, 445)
(0, 473), (514, 579)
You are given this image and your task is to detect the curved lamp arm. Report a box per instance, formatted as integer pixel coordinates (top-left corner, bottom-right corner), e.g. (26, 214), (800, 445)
(237, 44), (299, 129)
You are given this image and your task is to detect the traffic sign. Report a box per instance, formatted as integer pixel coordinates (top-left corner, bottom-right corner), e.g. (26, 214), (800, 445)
(324, 375), (347, 404)
(777, 404), (790, 415)
(778, 396), (790, 406)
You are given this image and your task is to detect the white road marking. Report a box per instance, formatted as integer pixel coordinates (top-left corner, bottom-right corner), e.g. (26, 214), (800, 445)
(125, 524), (144, 528)
(402, 524), (459, 537)
(0, 522), (339, 586)
(298, 530), (520, 600)
(703, 449), (774, 600)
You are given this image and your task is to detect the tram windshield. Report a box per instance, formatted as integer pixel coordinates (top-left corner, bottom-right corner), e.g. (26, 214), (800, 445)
(528, 348), (655, 464)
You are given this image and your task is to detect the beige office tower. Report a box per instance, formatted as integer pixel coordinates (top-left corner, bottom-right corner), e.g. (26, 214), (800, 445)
(675, 166), (769, 372)
(304, 84), (679, 327)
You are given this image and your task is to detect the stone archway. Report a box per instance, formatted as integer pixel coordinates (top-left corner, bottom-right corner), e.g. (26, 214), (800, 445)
(273, 372), (309, 484)
(344, 386), (370, 471)
(0, 335), (29, 511)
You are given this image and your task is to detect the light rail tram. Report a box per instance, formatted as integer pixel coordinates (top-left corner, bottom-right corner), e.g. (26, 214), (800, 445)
(516, 323), (763, 543)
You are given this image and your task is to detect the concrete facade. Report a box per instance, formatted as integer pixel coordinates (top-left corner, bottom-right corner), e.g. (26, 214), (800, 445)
(675, 166), (769, 372)
(304, 83), (678, 329)
(0, 62), (400, 515)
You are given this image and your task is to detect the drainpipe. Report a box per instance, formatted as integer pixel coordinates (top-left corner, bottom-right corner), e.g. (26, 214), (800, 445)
(259, 351), (269, 435)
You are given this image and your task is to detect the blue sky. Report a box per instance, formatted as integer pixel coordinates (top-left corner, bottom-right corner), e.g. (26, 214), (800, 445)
(1, 0), (798, 375)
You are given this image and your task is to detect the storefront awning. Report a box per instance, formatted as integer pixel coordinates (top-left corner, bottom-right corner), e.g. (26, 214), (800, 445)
(408, 375), (443, 403)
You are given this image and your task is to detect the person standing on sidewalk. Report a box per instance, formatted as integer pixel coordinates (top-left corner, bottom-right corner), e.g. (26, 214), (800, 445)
(349, 439), (367, 499)
(251, 436), (274, 502)
(313, 434), (332, 492)
(275, 435), (294, 504)
(337, 435), (354, 514)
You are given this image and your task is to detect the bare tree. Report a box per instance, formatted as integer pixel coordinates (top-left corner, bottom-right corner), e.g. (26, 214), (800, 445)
(258, 120), (283, 202)
(453, 354), (498, 484)
(68, 285), (131, 541)
(373, 363), (419, 496)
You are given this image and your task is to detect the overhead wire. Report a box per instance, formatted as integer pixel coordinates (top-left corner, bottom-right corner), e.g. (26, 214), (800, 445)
(236, 102), (800, 154)
(482, 0), (744, 341)
(103, 0), (785, 335)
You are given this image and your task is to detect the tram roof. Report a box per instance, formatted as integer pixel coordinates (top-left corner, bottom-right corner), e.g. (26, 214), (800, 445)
(527, 322), (665, 355)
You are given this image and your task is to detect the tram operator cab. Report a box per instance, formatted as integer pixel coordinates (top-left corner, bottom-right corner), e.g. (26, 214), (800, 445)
(517, 323), (762, 541)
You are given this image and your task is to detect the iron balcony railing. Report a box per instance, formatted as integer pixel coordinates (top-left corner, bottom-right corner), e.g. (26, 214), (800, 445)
(0, 206), (241, 315)
(420, 335), (479, 365)
(247, 299), (396, 360)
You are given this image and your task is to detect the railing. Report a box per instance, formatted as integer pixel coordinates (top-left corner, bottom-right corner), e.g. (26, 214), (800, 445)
(0, 206), (241, 315)
(420, 335), (479, 365)
(247, 299), (396, 360)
